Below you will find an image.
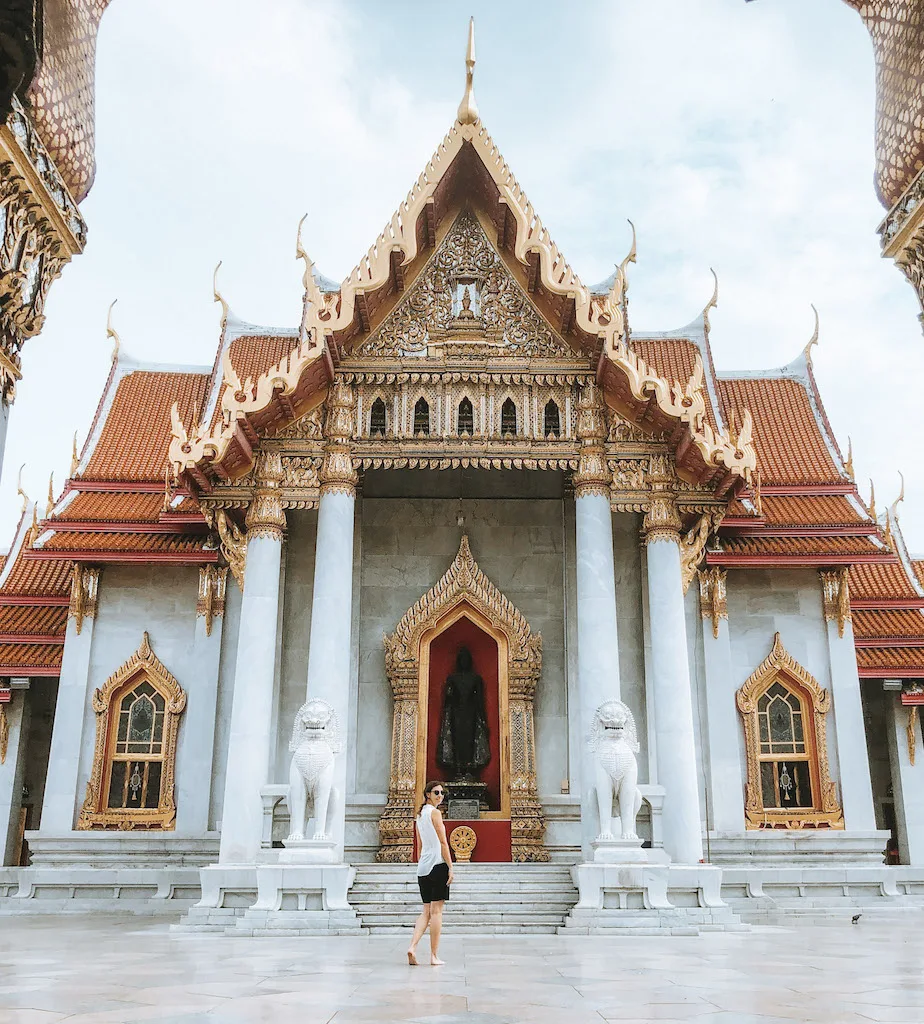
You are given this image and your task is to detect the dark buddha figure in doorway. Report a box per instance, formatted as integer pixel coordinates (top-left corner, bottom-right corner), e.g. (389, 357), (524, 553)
(438, 645), (490, 781)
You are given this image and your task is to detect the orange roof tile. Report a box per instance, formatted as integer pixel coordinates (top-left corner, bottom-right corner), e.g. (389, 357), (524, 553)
(856, 647), (924, 673)
(717, 535), (882, 557)
(913, 560), (924, 591)
(0, 643), (63, 670)
(54, 492), (167, 524)
(0, 605), (67, 635)
(207, 334), (298, 434)
(40, 532), (207, 554)
(1, 553), (72, 596)
(717, 378), (840, 485)
(758, 494), (866, 527)
(849, 562), (922, 602)
(631, 338), (719, 431)
(853, 609), (924, 639)
(82, 371), (209, 482)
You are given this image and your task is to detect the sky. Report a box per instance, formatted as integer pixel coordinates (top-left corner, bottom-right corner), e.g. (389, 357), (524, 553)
(5, 0), (923, 549)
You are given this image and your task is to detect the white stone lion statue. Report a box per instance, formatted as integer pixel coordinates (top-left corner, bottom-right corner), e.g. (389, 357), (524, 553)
(590, 700), (642, 841)
(286, 698), (341, 841)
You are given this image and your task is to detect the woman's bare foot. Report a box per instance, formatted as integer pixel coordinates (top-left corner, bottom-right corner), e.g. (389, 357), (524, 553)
(407, 950), (418, 965)
(430, 956), (445, 966)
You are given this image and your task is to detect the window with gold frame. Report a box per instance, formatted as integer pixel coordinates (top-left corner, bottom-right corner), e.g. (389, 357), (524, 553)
(736, 633), (843, 830)
(77, 632), (186, 831)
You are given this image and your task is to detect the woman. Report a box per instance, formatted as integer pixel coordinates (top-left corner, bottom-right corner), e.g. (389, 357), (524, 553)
(407, 780), (454, 966)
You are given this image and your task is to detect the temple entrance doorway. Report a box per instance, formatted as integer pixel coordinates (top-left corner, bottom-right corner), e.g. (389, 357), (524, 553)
(422, 607), (510, 860)
(376, 535), (548, 863)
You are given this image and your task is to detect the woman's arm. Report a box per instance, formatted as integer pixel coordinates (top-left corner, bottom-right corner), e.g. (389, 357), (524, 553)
(431, 808), (455, 884)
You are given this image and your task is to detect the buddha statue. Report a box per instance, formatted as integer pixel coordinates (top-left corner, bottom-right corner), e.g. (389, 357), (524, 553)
(437, 645), (490, 781)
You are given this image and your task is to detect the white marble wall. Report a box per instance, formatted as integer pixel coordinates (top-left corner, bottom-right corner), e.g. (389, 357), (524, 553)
(724, 568), (843, 804)
(356, 491), (569, 799)
(75, 566), (200, 821)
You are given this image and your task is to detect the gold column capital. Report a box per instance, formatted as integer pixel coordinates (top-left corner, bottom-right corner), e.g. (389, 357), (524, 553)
(68, 564), (100, 635)
(320, 377), (358, 497)
(246, 449), (286, 540)
(573, 379), (610, 499)
(643, 454), (681, 544)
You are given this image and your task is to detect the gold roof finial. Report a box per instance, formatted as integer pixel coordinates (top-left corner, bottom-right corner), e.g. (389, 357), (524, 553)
(868, 478), (877, 523)
(106, 300), (121, 362)
(457, 17), (479, 126)
(703, 268), (719, 333)
(844, 436), (854, 481)
(16, 464), (27, 512)
(890, 470), (906, 520)
(47, 472), (54, 513)
(213, 262), (230, 331)
(296, 213), (313, 290)
(70, 431), (79, 477)
(803, 304), (819, 364)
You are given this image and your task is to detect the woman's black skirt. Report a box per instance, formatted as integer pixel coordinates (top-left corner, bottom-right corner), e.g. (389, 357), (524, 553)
(418, 862), (450, 904)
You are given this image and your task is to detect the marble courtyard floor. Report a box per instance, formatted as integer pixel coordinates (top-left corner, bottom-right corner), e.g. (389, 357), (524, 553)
(2, 914), (924, 1024)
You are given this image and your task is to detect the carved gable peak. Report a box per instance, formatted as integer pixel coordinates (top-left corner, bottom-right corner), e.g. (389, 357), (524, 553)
(357, 209), (573, 361)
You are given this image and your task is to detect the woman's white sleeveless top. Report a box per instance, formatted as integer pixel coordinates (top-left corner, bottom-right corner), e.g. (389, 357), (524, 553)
(416, 804), (442, 877)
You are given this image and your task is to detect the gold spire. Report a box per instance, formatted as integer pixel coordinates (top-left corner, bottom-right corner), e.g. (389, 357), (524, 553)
(803, 304), (819, 364)
(844, 436), (854, 481)
(47, 472), (54, 513)
(70, 431), (79, 477)
(457, 17), (479, 125)
(890, 470), (906, 520)
(16, 464), (27, 512)
(868, 478), (877, 523)
(213, 261), (230, 331)
(703, 268), (719, 333)
(106, 300), (121, 362)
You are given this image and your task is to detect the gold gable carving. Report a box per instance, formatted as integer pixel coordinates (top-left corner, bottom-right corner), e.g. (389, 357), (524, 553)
(358, 209), (570, 359)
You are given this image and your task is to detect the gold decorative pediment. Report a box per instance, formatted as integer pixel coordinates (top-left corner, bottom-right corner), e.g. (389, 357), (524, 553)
(384, 534), (541, 694)
(357, 209), (571, 360)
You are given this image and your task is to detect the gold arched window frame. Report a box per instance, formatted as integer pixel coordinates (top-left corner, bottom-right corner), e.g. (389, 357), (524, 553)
(77, 632), (186, 831)
(736, 632), (843, 830)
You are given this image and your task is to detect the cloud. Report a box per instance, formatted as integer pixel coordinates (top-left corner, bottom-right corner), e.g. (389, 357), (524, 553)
(4, 0), (923, 553)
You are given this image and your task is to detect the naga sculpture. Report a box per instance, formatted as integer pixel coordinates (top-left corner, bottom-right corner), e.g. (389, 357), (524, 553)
(590, 700), (642, 841)
(286, 698), (341, 841)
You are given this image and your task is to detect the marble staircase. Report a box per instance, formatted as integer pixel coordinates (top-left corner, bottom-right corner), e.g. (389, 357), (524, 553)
(349, 863), (579, 934)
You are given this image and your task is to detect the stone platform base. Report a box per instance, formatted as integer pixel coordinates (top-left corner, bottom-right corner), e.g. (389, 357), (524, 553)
(0, 866), (203, 914)
(721, 864), (924, 925)
(175, 862), (361, 935)
(564, 862), (743, 934)
(706, 829), (891, 865)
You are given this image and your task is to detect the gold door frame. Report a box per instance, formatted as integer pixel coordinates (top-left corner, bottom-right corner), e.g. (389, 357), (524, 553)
(378, 535), (548, 862)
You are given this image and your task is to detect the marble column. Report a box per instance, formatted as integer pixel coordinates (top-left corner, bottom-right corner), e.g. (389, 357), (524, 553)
(886, 695), (924, 865)
(698, 568), (745, 832)
(175, 566), (227, 835)
(218, 454), (286, 865)
(302, 380), (358, 860)
(820, 569), (876, 830)
(572, 381), (622, 859)
(0, 685), (30, 866)
(40, 565), (100, 833)
(644, 482), (703, 864)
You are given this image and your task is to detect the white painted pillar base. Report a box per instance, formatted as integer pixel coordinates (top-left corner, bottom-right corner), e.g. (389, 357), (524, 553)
(574, 491), (622, 860)
(303, 489), (356, 862)
(1, 688), (30, 866)
(825, 618), (876, 830)
(175, 574), (226, 834)
(40, 614), (96, 833)
(646, 538), (703, 864)
(886, 697), (924, 865)
(218, 534), (284, 864)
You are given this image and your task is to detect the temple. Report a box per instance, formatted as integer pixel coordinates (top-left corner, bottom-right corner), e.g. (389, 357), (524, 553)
(2, 21), (924, 933)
